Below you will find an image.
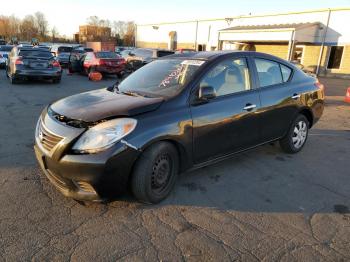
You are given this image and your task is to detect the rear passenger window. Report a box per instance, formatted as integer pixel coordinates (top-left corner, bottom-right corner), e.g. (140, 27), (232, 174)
(280, 64), (292, 82)
(254, 58), (283, 87)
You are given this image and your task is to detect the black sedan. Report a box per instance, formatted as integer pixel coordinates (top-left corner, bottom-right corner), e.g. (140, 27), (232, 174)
(34, 51), (324, 203)
(6, 46), (62, 84)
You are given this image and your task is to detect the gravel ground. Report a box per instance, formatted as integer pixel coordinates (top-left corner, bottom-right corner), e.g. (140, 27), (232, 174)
(0, 71), (349, 261)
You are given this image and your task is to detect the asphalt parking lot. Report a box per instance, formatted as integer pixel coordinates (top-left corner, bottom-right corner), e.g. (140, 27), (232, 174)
(0, 70), (349, 261)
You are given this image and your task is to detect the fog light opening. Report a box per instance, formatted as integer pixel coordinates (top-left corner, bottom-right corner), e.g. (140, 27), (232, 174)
(74, 181), (97, 194)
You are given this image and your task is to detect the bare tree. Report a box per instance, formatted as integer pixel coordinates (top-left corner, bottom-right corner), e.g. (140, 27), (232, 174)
(86, 16), (100, 26)
(51, 26), (58, 42)
(20, 15), (38, 41)
(0, 15), (20, 39)
(123, 21), (135, 46)
(112, 21), (127, 38)
(34, 12), (48, 40)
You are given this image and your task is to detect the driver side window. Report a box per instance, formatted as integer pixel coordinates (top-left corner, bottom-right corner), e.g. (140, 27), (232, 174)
(199, 57), (251, 97)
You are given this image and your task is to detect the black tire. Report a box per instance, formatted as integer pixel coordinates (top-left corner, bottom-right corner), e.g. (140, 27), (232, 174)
(52, 77), (61, 84)
(131, 142), (179, 204)
(280, 114), (309, 154)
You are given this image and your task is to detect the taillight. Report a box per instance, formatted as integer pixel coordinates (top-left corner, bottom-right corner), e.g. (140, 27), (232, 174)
(97, 59), (105, 65)
(15, 58), (23, 65)
(52, 61), (60, 67)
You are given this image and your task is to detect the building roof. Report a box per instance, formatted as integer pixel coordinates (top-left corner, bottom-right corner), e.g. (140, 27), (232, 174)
(221, 22), (320, 31)
(137, 8), (349, 26)
(164, 51), (241, 60)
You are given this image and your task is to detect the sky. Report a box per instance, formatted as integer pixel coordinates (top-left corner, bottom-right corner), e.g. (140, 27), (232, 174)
(2, 0), (350, 37)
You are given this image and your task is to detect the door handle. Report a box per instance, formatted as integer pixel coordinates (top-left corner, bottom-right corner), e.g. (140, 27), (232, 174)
(243, 104), (257, 111)
(291, 94), (301, 99)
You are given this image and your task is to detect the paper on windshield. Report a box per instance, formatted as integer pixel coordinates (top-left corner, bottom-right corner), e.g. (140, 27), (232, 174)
(181, 60), (205, 66)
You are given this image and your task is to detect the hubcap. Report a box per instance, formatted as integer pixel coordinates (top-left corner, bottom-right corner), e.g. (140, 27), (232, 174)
(151, 154), (172, 193)
(292, 120), (307, 149)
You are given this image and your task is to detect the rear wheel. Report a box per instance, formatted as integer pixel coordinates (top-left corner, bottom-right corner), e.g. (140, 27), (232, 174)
(52, 77), (61, 84)
(9, 73), (18, 84)
(131, 142), (179, 204)
(280, 114), (309, 153)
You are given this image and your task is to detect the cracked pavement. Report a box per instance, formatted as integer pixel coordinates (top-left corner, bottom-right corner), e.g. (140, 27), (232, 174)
(0, 71), (349, 261)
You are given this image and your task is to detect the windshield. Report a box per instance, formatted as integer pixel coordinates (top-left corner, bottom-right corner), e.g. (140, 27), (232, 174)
(19, 50), (53, 59)
(118, 59), (205, 97)
(95, 52), (119, 59)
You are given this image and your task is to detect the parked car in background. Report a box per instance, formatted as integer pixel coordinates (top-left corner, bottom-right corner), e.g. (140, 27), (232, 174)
(51, 45), (73, 67)
(34, 51), (324, 204)
(125, 48), (174, 71)
(17, 43), (33, 48)
(0, 45), (13, 68)
(6, 46), (62, 84)
(36, 45), (50, 50)
(68, 47), (95, 72)
(73, 46), (94, 53)
(69, 51), (126, 78)
(115, 46), (135, 54)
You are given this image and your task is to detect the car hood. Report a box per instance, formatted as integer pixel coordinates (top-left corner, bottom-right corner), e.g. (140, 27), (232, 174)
(50, 88), (164, 122)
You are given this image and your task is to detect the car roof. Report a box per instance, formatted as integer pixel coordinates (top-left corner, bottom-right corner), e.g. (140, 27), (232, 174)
(18, 47), (51, 52)
(164, 51), (240, 60)
(162, 51), (293, 63)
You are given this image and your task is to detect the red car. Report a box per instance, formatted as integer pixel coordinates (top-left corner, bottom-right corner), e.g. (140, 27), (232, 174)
(69, 51), (126, 78)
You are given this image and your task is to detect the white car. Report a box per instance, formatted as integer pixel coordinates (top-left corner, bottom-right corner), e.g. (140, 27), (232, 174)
(0, 45), (13, 68)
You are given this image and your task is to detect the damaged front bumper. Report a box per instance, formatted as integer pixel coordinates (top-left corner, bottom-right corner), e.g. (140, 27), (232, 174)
(34, 109), (141, 201)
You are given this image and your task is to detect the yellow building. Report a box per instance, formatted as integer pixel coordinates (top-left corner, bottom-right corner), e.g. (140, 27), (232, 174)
(77, 25), (112, 43)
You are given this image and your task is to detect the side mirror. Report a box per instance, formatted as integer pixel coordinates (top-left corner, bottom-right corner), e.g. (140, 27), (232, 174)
(129, 52), (135, 56)
(198, 85), (216, 101)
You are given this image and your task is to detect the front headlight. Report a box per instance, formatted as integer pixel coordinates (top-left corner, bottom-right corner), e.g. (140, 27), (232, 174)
(72, 118), (137, 154)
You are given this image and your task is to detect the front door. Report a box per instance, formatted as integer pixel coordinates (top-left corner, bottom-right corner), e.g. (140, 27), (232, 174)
(191, 56), (261, 164)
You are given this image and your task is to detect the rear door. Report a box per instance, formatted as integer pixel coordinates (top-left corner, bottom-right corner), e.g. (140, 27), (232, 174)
(191, 55), (261, 163)
(69, 52), (84, 72)
(252, 56), (299, 141)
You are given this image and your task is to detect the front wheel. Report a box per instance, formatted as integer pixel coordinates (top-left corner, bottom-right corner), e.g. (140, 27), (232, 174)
(131, 142), (179, 204)
(280, 114), (309, 153)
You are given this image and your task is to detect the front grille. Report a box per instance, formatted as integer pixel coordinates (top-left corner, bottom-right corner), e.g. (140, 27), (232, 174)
(38, 120), (63, 152)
